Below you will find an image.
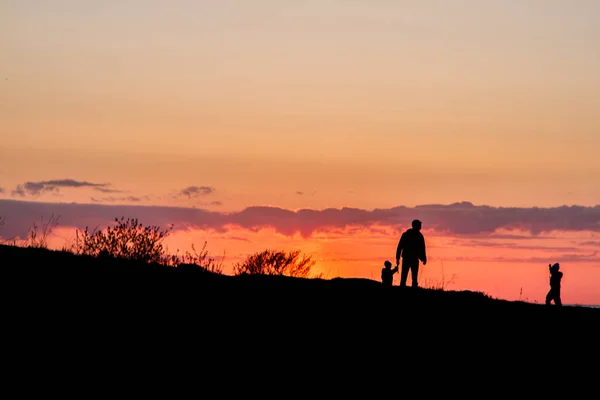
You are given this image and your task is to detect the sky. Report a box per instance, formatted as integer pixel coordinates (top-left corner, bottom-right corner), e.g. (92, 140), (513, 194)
(1, 1), (599, 304)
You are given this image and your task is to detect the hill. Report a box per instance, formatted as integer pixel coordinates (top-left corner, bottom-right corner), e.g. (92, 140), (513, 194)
(3, 242), (599, 373)
(2, 243), (598, 321)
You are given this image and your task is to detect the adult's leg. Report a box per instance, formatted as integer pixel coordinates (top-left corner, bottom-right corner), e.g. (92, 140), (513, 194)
(545, 289), (553, 305)
(400, 259), (410, 287)
(411, 261), (420, 288)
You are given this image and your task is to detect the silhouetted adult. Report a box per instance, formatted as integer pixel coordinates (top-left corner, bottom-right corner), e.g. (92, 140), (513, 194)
(395, 219), (427, 288)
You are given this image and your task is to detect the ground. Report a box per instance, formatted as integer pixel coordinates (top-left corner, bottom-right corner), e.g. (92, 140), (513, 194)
(2, 243), (597, 387)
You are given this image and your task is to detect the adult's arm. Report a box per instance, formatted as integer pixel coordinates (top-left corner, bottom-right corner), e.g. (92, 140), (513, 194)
(421, 234), (427, 264)
(395, 234), (404, 264)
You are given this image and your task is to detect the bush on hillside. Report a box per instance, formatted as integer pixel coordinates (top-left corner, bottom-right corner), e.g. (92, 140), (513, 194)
(74, 217), (223, 272)
(25, 213), (61, 249)
(74, 217), (170, 263)
(233, 249), (317, 278)
(163, 241), (224, 274)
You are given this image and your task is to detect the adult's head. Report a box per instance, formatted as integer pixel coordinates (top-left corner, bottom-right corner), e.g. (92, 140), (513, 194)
(412, 219), (422, 231)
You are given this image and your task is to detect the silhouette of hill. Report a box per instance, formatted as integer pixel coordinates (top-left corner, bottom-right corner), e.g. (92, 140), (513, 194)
(3, 242), (599, 377)
(3, 243), (598, 322)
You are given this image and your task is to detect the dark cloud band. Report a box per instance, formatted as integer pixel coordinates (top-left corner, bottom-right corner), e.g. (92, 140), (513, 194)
(1, 199), (599, 240)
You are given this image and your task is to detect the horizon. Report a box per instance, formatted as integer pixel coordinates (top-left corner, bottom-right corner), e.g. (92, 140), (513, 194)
(1, 1), (599, 304)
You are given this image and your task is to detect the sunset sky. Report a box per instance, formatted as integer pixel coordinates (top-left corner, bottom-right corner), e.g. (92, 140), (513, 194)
(1, 1), (599, 304)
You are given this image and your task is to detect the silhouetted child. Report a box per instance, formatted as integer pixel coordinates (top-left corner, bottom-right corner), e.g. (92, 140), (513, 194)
(381, 260), (398, 286)
(545, 262), (563, 307)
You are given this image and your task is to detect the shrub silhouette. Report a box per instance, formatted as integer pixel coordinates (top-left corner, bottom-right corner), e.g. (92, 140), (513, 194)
(163, 241), (224, 274)
(74, 217), (172, 264)
(1, 213), (61, 248)
(73, 216), (224, 272)
(233, 249), (316, 278)
(25, 213), (60, 249)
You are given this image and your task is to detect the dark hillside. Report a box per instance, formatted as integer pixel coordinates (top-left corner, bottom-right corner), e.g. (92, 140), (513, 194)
(2, 243), (597, 323)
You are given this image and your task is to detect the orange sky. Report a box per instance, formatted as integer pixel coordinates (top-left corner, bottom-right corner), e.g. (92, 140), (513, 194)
(1, 1), (599, 305)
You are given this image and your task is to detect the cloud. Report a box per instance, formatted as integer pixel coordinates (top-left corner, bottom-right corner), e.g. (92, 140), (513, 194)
(580, 241), (600, 247)
(227, 236), (251, 242)
(457, 239), (580, 253)
(0, 187), (4, 194)
(179, 186), (215, 198)
(90, 196), (145, 203)
(94, 187), (125, 194)
(478, 233), (555, 240)
(11, 186), (25, 197)
(2, 200), (600, 242)
(296, 191), (304, 195)
(11, 179), (112, 197)
(451, 252), (599, 264)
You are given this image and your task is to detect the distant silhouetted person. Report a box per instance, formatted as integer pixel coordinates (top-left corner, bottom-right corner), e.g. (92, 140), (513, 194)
(381, 260), (398, 286)
(545, 263), (563, 307)
(396, 219), (427, 288)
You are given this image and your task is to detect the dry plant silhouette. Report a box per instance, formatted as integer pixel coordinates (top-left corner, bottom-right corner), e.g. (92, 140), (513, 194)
(74, 217), (172, 263)
(233, 249), (321, 278)
(418, 261), (457, 291)
(27, 213), (61, 248)
(73, 216), (223, 272)
(164, 242), (225, 274)
(1, 214), (60, 247)
(0, 216), (6, 245)
(5, 213), (62, 248)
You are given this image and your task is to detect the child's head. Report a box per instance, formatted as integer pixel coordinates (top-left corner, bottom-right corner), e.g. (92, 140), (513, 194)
(384, 260), (392, 269)
(550, 262), (560, 272)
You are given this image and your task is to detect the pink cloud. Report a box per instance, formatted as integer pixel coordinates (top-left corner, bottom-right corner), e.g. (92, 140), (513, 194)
(1, 199), (600, 241)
